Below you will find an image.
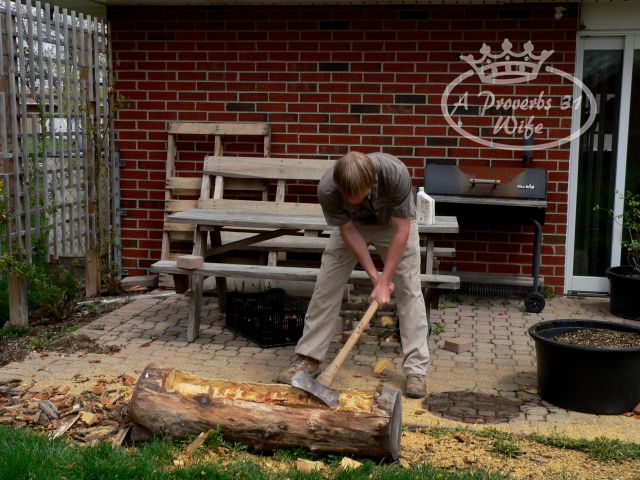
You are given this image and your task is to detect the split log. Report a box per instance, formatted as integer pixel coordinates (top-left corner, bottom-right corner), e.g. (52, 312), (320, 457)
(129, 364), (402, 459)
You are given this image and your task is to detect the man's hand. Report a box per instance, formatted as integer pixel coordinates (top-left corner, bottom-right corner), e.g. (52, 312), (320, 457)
(371, 276), (395, 306)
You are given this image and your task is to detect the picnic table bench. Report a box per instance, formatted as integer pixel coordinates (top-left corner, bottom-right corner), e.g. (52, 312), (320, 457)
(151, 155), (459, 342)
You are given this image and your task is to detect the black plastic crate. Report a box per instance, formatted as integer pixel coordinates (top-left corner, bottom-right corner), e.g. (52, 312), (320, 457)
(225, 288), (308, 347)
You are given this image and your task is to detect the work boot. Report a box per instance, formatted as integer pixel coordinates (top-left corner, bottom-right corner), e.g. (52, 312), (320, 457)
(404, 374), (427, 399)
(276, 355), (321, 384)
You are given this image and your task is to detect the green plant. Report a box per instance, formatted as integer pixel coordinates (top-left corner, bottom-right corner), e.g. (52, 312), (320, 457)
(541, 285), (555, 300)
(595, 190), (640, 272)
(489, 437), (521, 458)
(431, 322), (446, 336)
(0, 235), (83, 327)
(0, 324), (32, 340)
(0, 133), (82, 327)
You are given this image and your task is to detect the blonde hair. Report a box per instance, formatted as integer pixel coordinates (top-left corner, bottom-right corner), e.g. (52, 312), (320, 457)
(333, 151), (375, 196)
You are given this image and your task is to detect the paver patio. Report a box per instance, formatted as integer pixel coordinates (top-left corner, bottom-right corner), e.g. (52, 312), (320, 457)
(1, 290), (638, 443)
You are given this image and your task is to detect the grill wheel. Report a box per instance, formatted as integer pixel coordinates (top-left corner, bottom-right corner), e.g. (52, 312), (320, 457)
(525, 292), (546, 313)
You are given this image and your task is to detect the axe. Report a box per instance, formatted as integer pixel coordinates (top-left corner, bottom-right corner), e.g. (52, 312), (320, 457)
(292, 299), (380, 407)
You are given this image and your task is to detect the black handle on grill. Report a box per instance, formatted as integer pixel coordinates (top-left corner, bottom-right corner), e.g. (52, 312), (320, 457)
(469, 178), (501, 186)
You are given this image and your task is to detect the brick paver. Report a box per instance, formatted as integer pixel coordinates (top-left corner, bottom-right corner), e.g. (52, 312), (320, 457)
(1, 291), (638, 443)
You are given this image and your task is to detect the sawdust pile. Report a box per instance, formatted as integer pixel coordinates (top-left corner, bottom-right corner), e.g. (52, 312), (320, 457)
(399, 429), (640, 480)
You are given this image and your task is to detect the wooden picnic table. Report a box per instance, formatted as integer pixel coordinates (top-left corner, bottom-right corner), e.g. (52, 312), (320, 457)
(154, 207), (459, 341)
(167, 207), (458, 273)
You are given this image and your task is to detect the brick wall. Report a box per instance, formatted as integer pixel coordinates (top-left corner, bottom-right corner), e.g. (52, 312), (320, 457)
(109, 3), (579, 293)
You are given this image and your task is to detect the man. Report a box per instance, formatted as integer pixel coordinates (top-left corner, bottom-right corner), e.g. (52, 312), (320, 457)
(276, 151), (430, 398)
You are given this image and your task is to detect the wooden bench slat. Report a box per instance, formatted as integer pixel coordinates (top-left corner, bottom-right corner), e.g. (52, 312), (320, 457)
(197, 199), (324, 215)
(218, 231), (455, 257)
(150, 260), (460, 289)
(168, 122), (269, 136)
(204, 156), (333, 180)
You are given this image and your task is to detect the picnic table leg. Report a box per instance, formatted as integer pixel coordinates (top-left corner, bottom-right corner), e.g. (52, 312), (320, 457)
(422, 237), (435, 336)
(186, 228), (208, 342)
(187, 274), (202, 343)
(209, 228), (228, 312)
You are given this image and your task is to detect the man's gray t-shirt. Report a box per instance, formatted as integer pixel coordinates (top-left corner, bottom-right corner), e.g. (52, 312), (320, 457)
(318, 152), (416, 226)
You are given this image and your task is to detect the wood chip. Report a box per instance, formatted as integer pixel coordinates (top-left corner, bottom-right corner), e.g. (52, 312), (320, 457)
(120, 374), (135, 386)
(110, 426), (131, 446)
(81, 411), (99, 426)
(90, 384), (106, 395)
(373, 358), (390, 375)
(52, 413), (81, 439)
(380, 315), (395, 328)
(173, 429), (213, 467)
(76, 425), (118, 445)
(339, 457), (362, 470)
(183, 430), (213, 457)
(39, 400), (59, 420)
(454, 432), (469, 443)
(296, 458), (326, 472)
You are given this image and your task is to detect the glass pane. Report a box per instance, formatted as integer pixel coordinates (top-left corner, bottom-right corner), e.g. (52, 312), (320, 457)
(573, 50), (623, 276)
(622, 50), (640, 265)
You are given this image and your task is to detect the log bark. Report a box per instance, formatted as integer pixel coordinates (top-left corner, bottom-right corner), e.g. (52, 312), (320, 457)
(130, 364), (402, 459)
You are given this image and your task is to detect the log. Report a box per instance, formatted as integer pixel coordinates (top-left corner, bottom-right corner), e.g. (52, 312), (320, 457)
(129, 364), (402, 459)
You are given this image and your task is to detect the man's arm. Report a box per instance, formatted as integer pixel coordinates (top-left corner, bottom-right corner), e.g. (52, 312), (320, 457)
(370, 216), (411, 305)
(339, 221), (378, 283)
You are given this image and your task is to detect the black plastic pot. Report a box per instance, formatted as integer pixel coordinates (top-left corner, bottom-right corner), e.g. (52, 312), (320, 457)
(607, 266), (640, 321)
(528, 320), (640, 414)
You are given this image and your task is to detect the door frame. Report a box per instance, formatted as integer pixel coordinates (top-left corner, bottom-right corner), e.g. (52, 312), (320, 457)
(565, 33), (637, 294)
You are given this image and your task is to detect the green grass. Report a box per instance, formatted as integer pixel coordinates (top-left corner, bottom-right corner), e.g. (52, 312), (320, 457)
(26, 327), (74, 351)
(527, 432), (640, 463)
(0, 324), (32, 340)
(0, 425), (512, 480)
(489, 438), (521, 459)
(431, 426), (640, 464)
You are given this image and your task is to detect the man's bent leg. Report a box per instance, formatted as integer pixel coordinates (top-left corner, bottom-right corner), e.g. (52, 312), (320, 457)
(294, 230), (356, 361)
(392, 222), (430, 376)
(371, 222), (429, 396)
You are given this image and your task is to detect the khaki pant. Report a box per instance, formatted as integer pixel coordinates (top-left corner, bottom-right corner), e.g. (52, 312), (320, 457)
(295, 220), (430, 376)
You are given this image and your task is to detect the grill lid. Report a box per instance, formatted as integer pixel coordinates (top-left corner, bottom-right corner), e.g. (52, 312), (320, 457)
(424, 164), (547, 201)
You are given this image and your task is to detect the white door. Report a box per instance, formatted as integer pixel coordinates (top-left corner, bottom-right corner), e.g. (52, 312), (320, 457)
(566, 35), (640, 293)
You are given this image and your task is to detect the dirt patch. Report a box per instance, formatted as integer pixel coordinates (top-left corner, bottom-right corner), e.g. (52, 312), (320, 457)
(164, 428), (640, 479)
(399, 429), (640, 480)
(0, 300), (125, 367)
(553, 328), (640, 348)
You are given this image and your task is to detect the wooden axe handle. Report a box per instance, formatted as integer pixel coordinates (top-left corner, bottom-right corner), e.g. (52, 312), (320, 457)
(316, 299), (380, 387)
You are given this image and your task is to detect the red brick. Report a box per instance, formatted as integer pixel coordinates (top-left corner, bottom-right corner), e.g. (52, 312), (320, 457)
(444, 338), (472, 354)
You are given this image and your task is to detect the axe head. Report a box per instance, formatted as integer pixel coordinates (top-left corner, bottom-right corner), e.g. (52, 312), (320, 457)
(291, 369), (340, 408)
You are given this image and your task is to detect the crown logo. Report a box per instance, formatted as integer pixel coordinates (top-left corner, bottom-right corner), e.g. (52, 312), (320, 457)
(460, 39), (553, 85)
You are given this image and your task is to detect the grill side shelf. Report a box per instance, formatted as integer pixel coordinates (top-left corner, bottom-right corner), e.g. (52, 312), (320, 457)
(429, 195), (547, 208)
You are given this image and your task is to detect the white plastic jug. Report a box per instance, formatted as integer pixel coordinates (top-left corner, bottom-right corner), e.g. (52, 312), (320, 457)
(416, 186), (435, 225)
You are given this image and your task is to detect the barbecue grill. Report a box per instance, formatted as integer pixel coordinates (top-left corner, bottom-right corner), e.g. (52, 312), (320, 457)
(424, 164), (547, 313)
